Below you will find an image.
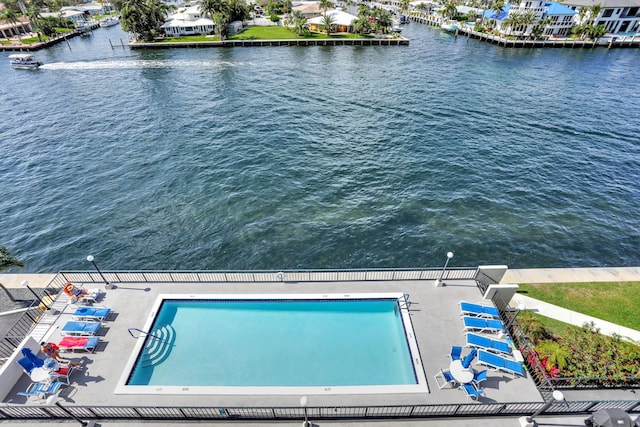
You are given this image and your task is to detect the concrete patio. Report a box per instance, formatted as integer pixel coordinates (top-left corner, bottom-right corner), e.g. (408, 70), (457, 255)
(3, 277), (543, 409)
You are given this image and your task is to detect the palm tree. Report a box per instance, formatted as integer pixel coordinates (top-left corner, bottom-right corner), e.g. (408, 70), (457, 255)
(319, 0), (333, 14)
(490, 0), (504, 22)
(587, 23), (606, 40)
(120, 0), (168, 40)
(293, 13), (309, 35)
(400, 0), (410, 14)
(321, 12), (335, 35)
(26, 4), (43, 40)
(0, 7), (22, 40)
(531, 16), (552, 39)
(353, 14), (371, 34)
(201, 0), (230, 39)
(587, 4), (601, 25)
(0, 246), (24, 303)
(501, 12), (520, 35)
(518, 10), (536, 38)
(441, 0), (457, 19)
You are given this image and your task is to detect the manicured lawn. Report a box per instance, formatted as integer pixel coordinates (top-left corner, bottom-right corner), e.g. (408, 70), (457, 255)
(20, 36), (41, 44)
(230, 26), (368, 40)
(158, 27), (372, 43)
(518, 281), (640, 330)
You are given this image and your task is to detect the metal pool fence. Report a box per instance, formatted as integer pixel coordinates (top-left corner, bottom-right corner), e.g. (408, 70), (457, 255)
(0, 400), (638, 422)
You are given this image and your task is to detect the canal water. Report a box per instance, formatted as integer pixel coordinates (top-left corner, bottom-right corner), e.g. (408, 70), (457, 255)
(1, 23), (639, 272)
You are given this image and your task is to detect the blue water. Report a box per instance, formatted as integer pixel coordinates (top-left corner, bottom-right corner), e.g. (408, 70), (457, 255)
(127, 299), (416, 386)
(0, 24), (639, 272)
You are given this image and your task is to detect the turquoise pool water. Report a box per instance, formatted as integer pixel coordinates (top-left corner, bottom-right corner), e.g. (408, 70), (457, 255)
(126, 298), (418, 388)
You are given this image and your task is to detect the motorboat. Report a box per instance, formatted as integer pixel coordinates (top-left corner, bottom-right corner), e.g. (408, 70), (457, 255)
(441, 21), (460, 33)
(9, 53), (43, 69)
(76, 21), (94, 34)
(99, 16), (119, 27)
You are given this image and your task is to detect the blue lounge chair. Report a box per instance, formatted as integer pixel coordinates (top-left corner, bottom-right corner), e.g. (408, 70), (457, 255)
(462, 316), (504, 333)
(18, 381), (63, 400)
(461, 383), (484, 402)
(466, 333), (512, 355)
(449, 345), (463, 361)
(459, 301), (500, 319)
(60, 321), (101, 336)
(476, 350), (525, 377)
(434, 368), (458, 389)
(72, 306), (111, 321)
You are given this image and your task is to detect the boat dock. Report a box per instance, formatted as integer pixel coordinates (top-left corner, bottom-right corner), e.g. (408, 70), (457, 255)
(130, 37), (409, 49)
(409, 12), (640, 48)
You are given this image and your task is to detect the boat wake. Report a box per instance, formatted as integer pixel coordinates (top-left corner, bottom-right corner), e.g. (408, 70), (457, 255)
(40, 59), (244, 70)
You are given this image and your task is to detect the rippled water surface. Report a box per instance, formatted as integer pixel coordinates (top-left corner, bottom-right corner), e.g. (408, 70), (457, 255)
(1, 25), (639, 272)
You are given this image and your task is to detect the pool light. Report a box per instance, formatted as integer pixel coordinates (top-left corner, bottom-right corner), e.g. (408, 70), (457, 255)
(518, 390), (565, 427)
(86, 255), (111, 288)
(300, 396), (310, 427)
(434, 251), (454, 287)
(21, 280), (48, 309)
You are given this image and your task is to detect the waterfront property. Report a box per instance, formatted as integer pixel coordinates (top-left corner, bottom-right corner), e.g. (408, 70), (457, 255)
(0, 16), (33, 39)
(0, 269), (638, 422)
(307, 9), (359, 33)
(562, 0), (640, 34)
(160, 5), (215, 37)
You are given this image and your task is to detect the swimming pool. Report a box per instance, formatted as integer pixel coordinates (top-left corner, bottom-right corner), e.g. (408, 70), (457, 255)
(116, 293), (428, 395)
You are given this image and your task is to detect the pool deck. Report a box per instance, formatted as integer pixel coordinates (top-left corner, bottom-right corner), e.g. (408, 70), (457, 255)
(5, 278), (545, 408)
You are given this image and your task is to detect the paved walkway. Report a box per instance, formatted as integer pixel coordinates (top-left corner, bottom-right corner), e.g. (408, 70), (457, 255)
(502, 267), (640, 284)
(501, 267), (640, 344)
(511, 294), (640, 343)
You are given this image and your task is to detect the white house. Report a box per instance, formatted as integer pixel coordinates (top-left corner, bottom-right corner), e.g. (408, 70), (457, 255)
(307, 9), (357, 33)
(543, 2), (577, 37)
(484, 1), (577, 37)
(161, 5), (214, 36)
(562, 0), (640, 33)
(41, 9), (87, 24)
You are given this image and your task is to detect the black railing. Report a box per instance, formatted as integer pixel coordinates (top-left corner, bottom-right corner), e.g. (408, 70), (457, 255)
(58, 267), (479, 285)
(0, 278), (65, 363)
(0, 400), (638, 422)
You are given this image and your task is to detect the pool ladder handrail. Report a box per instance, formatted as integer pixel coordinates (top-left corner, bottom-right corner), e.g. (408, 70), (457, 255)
(398, 293), (412, 310)
(127, 327), (170, 344)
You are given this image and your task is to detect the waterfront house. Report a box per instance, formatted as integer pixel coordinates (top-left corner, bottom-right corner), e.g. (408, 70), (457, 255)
(292, 2), (323, 18)
(161, 5), (214, 36)
(543, 2), (578, 37)
(40, 9), (87, 24)
(484, 0), (577, 37)
(307, 9), (357, 33)
(561, 0), (640, 34)
(0, 16), (32, 39)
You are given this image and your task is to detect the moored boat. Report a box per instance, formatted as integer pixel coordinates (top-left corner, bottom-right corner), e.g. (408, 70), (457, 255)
(99, 16), (119, 27)
(76, 21), (94, 34)
(441, 21), (460, 33)
(9, 53), (43, 70)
